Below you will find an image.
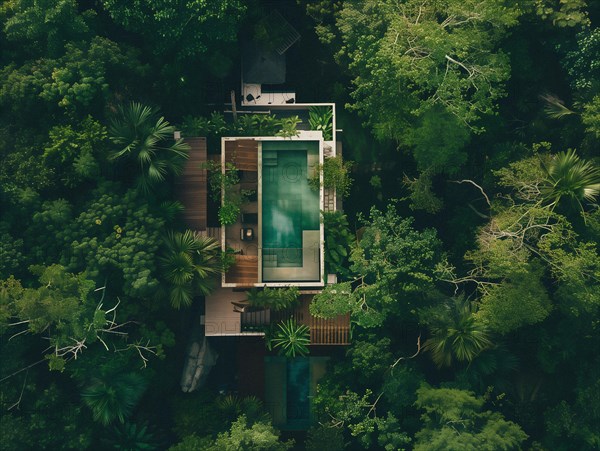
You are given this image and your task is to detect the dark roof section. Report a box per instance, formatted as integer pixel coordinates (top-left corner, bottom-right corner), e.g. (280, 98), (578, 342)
(241, 10), (300, 84)
(242, 42), (286, 84)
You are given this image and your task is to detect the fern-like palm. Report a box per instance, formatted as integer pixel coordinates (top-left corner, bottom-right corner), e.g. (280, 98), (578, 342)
(160, 230), (221, 308)
(423, 297), (492, 368)
(109, 102), (189, 193)
(81, 372), (147, 426)
(270, 319), (310, 358)
(541, 149), (600, 213)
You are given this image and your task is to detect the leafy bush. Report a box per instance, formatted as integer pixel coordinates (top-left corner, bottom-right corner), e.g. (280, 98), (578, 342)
(181, 113), (301, 138)
(246, 286), (300, 311)
(309, 106), (333, 140)
(323, 211), (352, 278)
(218, 201), (240, 226)
(309, 156), (353, 197)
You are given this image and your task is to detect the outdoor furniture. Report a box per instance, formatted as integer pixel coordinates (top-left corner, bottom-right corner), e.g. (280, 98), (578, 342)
(240, 227), (254, 241)
(232, 299), (263, 313)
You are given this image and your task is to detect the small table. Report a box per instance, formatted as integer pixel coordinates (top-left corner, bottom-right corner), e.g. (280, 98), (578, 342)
(240, 227), (254, 241)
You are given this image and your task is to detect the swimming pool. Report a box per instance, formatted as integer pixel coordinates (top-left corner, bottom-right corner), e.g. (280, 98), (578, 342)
(261, 141), (320, 277)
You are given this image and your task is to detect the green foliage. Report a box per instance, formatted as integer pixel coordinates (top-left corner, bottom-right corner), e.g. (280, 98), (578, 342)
(535, 0), (590, 28)
(414, 386), (528, 450)
(219, 201), (241, 226)
(540, 149), (600, 213)
(81, 372), (148, 425)
(352, 206), (441, 326)
(182, 113), (302, 138)
(310, 282), (355, 319)
(581, 95), (600, 138)
(171, 390), (223, 440)
(104, 422), (160, 450)
(404, 106), (470, 174)
(269, 319), (310, 358)
(109, 102), (189, 193)
(275, 116), (302, 138)
(313, 206), (442, 327)
(403, 171), (444, 214)
(331, 0), (519, 142)
(204, 160), (248, 226)
(0, 384), (93, 450)
(202, 415), (294, 451)
(310, 156), (353, 198)
(323, 211), (353, 277)
(0, 265), (124, 365)
(562, 28), (600, 95)
(246, 287), (300, 311)
(420, 296), (493, 367)
(0, 36), (144, 118)
(382, 364), (425, 414)
(100, 0), (246, 59)
(169, 435), (213, 451)
(305, 426), (345, 451)
(65, 183), (164, 298)
(1, 0), (92, 57)
(476, 266), (553, 334)
(0, 133), (56, 193)
(309, 106), (334, 140)
(544, 375), (600, 450)
(232, 114), (281, 136)
(215, 394), (268, 426)
(0, 228), (26, 279)
(43, 116), (107, 187)
(159, 231), (221, 308)
(346, 335), (393, 385)
(313, 387), (392, 448)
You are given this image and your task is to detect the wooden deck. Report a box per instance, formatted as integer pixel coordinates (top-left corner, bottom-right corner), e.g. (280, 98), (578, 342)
(177, 137), (207, 230)
(225, 255), (258, 286)
(224, 139), (258, 171)
(272, 294), (350, 345)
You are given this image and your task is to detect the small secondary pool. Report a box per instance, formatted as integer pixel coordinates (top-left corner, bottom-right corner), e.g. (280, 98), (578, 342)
(261, 141), (320, 272)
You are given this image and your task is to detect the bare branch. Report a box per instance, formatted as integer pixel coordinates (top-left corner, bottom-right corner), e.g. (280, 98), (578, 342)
(390, 333), (422, 372)
(451, 179), (491, 206)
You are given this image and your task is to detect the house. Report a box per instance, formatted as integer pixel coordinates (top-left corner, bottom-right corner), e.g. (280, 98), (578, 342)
(178, 19), (349, 429)
(203, 103), (348, 343)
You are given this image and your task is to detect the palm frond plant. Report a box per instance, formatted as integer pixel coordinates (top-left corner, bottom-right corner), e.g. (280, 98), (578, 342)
(275, 116), (302, 138)
(109, 102), (189, 193)
(540, 94), (577, 119)
(308, 106), (333, 140)
(540, 149), (600, 215)
(422, 296), (493, 368)
(81, 372), (147, 426)
(269, 319), (310, 358)
(160, 230), (221, 308)
(103, 422), (160, 450)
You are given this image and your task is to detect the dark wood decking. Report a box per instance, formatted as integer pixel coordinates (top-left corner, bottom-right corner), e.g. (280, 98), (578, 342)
(225, 255), (258, 286)
(177, 137), (207, 230)
(225, 139), (258, 171)
(273, 295), (350, 346)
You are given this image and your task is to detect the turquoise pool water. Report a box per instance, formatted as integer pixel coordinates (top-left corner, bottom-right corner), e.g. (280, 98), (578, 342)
(261, 141), (319, 267)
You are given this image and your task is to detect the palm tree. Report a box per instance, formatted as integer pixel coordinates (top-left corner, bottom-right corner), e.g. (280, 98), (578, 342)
(422, 296), (492, 368)
(109, 102), (189, 193)
(160, 230), (221, 308)
(269, 319), (310, 358)
(540, 149), (600, 214)
(81, 372), (147, 426)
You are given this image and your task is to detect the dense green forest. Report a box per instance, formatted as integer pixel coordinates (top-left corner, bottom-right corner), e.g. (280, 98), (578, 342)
(1, 0), (599, 450)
